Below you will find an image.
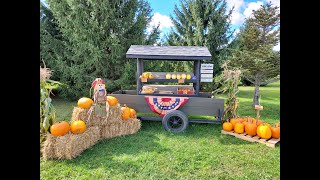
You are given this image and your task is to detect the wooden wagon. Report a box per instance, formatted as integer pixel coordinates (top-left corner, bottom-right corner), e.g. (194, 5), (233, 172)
(110, 45), (224, 133)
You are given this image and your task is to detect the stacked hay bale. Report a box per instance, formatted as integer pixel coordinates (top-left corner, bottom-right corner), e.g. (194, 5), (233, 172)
(42, 102), (141, 160)
(42, 126), (100, 160)
(72, 103), (141, 139)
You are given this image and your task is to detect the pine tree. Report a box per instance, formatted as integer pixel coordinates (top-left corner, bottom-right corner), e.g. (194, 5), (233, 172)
(165, 0), (233, 73)
(43, 0), (160, 99)
(229, 2), (280, 106)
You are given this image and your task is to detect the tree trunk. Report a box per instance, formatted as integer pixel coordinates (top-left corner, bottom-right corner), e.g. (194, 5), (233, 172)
(253, 77), (260, 107)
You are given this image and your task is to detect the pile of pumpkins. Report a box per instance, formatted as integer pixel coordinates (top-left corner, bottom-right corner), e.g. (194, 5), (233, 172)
(139, 72), (154, 79)
(50, 120), (86, 137)
(49, 96), (137, 137)
(165, 73), (192, 80)
(223, 117), (280, 139)
(77, 96), (137, 120)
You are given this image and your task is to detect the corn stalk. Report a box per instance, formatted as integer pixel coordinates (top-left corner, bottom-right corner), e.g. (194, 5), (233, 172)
(40, 62), (62, 154)
(212, 62), (241, 122)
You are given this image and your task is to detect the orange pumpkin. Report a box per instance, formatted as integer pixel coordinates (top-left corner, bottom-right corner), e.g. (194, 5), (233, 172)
(50, 121), (70, 136)
(230, 118), (239, 127)
(271, 125), (280, 139)
(242, 117), (249, 127)
(70, 120), (86, 134)
(253, 119), (263, 126)
(223, 122), (233, 131)
(148, 74), (155, 79)
(77, 97), (93, 109)
(234, 123), (245, 134)
(257, 124), (272, 139)
(245, 122), (257, 136)
(237, 118), (244, 123)
(107, 96), (118, 106)
(260, 123), (272, 131)
(275, 122), (280, 128)
(129, 108), (137, 118)
(121, 105), (131, 120)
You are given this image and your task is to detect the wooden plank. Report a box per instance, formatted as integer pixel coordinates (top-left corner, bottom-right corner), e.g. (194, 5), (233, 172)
(140, 78), (148, 82)
(252, 136), (260, 140)
(221, 130), (236, 136)
(267, 138), (280, 144)
(178, 79), (185, 83)
(266, 143), (276, 148)
(259, 138), (268, 143)
(221, 130), (280, 148)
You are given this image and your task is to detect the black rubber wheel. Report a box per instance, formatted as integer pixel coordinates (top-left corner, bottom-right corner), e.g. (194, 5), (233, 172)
(162, 110), (189, 133)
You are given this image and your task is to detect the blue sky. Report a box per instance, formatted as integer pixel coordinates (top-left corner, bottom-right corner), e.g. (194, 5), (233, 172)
(147, 0), (280, 50)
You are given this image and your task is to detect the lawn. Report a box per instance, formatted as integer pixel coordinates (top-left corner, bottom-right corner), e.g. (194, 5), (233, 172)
(40, 81), (280, 179)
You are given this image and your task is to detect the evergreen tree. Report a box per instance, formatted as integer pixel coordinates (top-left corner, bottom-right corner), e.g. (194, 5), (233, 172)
(166, 0), (233, 73)
(43, 0), (159, 99)
(229, 2), (280, 106)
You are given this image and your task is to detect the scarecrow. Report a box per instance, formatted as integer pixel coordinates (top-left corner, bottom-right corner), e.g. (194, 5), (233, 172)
(87, 78), (110, 118)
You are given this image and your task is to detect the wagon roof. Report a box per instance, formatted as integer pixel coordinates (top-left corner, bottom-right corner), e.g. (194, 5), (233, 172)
(126, 45), (212, 60)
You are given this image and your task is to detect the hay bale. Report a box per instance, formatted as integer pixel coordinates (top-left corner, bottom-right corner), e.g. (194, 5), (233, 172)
(42, 134), (56, 160)
(42, 126), (101, 160)
(100, 118), (141, 139)
(71, 107), (88, 122)
(105, 104), (122, 123)
(71, 104), (123, 127)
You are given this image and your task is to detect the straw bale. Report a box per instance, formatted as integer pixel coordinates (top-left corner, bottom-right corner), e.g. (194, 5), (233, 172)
(42, 126), (101, 160)
(100, 118), (141, 139)
(71, 103), (122, 127)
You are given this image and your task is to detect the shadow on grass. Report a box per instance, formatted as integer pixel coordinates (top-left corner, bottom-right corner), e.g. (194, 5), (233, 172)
(56, 129), (170, 173)
(140, 121), (252, 146)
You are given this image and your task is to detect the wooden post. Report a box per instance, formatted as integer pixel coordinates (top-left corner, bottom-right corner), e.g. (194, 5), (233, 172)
(194, 60), (200, 96)
(254, 105), (263, 121)
(137, 59), (143, 94)
(193, 60), (197, 91)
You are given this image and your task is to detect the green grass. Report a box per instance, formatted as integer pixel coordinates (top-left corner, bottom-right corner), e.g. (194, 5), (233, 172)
(41, 81), (280, 180)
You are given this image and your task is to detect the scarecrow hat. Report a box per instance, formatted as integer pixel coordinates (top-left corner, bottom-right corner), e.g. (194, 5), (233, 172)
(91, 78), (106, 87)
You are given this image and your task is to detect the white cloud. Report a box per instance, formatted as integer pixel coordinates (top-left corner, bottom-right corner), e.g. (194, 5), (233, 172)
(226, 0), (245, 11)
(231, 11), (245, 25)
(273, 43), (280, 51)
(265, 0), (280, 7)
(244, 1), (264, 18)
(147, 12), (173, 32)
(226, 0), (245, 25)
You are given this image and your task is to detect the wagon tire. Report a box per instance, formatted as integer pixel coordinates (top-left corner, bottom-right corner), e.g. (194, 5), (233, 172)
(162, 110), (189, 133)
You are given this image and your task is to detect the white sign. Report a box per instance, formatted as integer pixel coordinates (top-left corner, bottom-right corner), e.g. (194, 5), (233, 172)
(201, 64), (214, 69)
(201, 78), (213, 82)
(201, 74), (213, 78)
(200, 63), (214, 83)
(201, 69), (214, 73)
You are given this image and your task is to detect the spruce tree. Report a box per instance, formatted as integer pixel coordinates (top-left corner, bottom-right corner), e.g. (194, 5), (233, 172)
(166, 0), (233, 73)
(229, 2), (280, 106)
(43, 0), (159, 99)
